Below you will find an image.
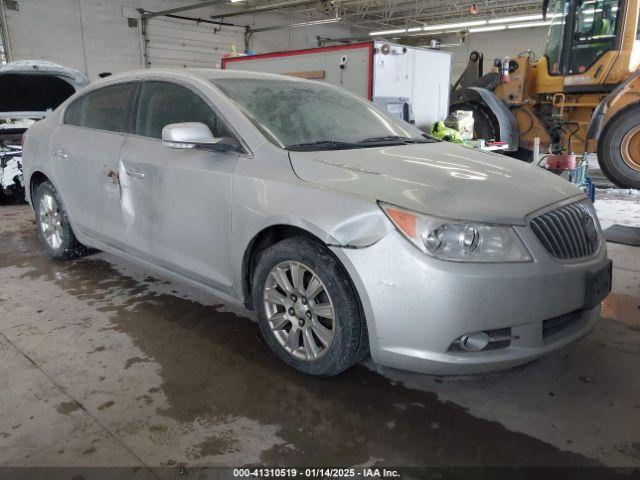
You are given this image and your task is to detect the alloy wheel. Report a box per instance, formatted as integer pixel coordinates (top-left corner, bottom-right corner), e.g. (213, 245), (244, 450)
(621, 124), (640, 171)
(39, 193), (63, 251)
(263, 260), (336, 361)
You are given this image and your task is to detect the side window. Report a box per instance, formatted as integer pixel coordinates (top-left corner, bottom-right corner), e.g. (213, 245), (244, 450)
(64, 82), (136, 133)
(135, 81), (228, 139)
(568, 0), (620, 74)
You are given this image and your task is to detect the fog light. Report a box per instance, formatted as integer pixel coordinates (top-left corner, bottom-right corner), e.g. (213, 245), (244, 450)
(459, 332), (490, 352)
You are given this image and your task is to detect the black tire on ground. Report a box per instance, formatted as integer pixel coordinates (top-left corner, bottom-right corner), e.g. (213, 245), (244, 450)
(598, 103), (640, 189)
(34, 181), (88, 260)
(252, 236), (369, 377)
(452, 102), (500, 142)
(506, 147), (535, 163)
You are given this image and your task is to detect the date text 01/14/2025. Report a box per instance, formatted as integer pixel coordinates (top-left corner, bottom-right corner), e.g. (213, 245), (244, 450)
(232, 468), (401, 478)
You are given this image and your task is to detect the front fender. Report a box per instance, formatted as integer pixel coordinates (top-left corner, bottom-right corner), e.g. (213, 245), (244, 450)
(229, 168), (395, 302)
(587, 70), (640, 140)
(464, 87), (520, 151)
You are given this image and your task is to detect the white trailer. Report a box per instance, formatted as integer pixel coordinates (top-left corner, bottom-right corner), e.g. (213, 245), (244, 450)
(222, 41), (451, 130)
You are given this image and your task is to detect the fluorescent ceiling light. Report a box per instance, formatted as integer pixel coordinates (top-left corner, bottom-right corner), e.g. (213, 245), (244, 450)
(423, 20), (487, 31)
(369, 28), (407, 36)
(583, 7), (618, 13)
(229, 0), (245, 3)
(292, 18), (341, 27)
(415, 30), (448, 36)
(507, 21), (553, 29)
(469, 25), (507, 32)
(488, 14), (543, 24)
(407, 27), (423, 32)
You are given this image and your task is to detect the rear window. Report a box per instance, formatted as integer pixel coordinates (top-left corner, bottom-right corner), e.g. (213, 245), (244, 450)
(64, 82), (137, 133)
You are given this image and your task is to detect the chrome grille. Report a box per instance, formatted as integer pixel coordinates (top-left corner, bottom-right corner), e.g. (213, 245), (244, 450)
(530, 200), (600, 260)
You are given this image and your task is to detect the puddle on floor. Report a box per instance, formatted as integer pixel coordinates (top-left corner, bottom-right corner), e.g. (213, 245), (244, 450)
(0, 205), (621, 468)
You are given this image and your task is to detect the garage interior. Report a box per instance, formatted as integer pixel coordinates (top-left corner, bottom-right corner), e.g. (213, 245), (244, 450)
(1, 0), (640, 477)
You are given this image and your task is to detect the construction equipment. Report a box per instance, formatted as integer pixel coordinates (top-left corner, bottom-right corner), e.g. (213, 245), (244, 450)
(450, 0), (640, 189)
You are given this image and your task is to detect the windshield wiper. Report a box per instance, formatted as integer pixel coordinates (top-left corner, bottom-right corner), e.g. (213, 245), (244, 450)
(359, 135), (432, 144)
(286, 135), (435, 151)
(286, 140), (361, 151)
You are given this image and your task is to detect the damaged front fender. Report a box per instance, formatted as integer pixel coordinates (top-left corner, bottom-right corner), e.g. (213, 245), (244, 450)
(325, 209), (394, 248)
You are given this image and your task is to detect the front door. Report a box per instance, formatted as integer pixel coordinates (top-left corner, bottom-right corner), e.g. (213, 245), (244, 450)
(51, 82), (138, 247)
(119, 80), (240, 291)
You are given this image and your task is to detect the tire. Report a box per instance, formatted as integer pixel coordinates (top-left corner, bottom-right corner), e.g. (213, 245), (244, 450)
(506, 147), (534, 163)
(452, 102), (500, 142)
(34, 181), (88, 260)
(598, 103), (640, 189)
(252, 236), (368, 377)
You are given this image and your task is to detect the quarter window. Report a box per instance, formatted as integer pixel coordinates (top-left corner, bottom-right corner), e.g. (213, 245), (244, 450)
(135, 81), (226, 139)
(64, 82), (136, 133)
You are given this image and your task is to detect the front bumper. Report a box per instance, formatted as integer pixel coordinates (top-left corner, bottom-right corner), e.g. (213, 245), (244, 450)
(331, 226), (608, 375)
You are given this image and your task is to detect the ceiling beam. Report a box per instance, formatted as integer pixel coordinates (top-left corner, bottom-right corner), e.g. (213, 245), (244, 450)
(141, 0), (227, 19)
(210, 0), (318, 18)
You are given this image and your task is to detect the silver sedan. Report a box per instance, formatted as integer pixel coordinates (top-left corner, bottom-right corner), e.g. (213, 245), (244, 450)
(21, 69), (611, 376)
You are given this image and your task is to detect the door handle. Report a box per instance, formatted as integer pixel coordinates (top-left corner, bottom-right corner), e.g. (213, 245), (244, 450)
(53, 149), (68, 161)
(126, 167), (145, 179)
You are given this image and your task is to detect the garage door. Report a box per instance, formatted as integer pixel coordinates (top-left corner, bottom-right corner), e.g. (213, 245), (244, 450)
(144, 16), (245, 69)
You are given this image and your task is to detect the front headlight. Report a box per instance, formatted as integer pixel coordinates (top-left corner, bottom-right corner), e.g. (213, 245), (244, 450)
(380, 203), (532, 263)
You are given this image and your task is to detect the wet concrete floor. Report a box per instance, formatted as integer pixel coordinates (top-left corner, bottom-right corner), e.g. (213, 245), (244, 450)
(1, 204), (639, 473)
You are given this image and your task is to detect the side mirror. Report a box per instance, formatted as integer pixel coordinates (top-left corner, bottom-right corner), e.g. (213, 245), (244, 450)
(161, 122), (241, 153)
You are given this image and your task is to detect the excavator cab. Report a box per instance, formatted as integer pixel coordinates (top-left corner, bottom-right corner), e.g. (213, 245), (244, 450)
(544, 0), (622, 77)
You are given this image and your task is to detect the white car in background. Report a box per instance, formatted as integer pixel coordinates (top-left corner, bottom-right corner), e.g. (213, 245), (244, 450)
(0, 60), (88, 199)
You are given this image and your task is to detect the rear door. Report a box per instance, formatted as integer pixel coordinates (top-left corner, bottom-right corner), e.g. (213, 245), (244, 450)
(119, 80), (240, 291)
(52, 82), (137, 248)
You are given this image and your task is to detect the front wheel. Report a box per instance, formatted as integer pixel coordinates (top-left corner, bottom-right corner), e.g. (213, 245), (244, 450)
(252, 237), (368, 376)
(34, 181), (88, 260)
(598, 104), (640, 189)
(451, 101), (500, 142)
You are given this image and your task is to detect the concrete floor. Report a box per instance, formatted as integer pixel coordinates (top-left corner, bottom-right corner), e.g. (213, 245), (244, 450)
(0, 200), (639, 473)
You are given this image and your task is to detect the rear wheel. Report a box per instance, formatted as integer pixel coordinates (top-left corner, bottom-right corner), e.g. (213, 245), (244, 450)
(598, 104), (640, 189)
(34, 181), (88, 260)
(253, 236), (368, 376)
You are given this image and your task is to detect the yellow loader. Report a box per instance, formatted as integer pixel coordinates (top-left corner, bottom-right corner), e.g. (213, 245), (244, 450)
(450, 0), (640, 189)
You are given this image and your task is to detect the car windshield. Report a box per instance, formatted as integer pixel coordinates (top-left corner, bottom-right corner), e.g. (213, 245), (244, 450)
(211, 77), (432, 150)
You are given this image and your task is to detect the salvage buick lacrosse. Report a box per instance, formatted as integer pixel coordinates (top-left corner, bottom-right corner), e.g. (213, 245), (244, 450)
(22, 69), (611, 376)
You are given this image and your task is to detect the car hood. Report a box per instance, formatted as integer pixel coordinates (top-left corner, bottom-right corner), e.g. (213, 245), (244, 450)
(0, 60), (89, 121)
(289, 142), (583, 225)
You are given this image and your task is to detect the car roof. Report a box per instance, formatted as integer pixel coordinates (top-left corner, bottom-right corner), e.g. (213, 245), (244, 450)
(98, 67), (313, 86)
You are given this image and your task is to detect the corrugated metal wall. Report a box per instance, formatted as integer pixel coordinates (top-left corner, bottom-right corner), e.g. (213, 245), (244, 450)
(144, 16), (245, 69)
